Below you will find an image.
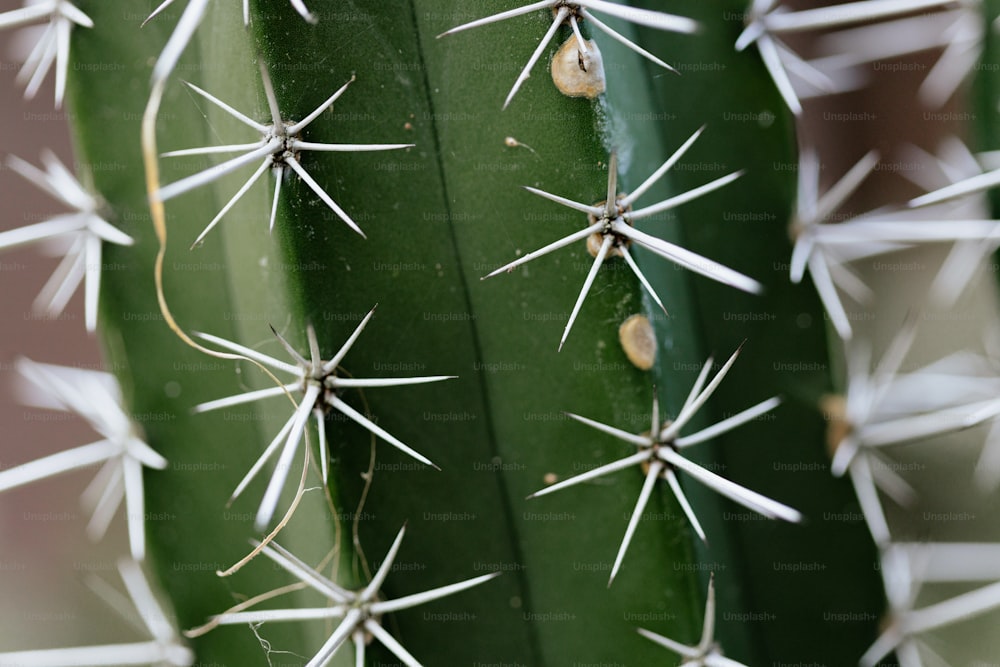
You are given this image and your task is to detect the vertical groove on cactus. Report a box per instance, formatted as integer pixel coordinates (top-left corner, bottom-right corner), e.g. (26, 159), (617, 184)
(402, 3), (548, 661)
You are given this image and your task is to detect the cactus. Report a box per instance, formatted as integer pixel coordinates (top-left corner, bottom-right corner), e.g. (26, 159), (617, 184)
(3, 0), (1000, 665)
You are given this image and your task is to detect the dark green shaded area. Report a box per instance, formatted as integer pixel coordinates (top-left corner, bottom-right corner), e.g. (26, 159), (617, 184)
(632, 1), (883, 664)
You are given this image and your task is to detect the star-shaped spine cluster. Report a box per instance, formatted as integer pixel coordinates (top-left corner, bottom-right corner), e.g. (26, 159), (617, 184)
(159, 61), (413, 247)
(194, 307), (453, 530)
(193, 526), (499, 667)
(0, 359), (167, 561)
(0, 0), (92, 106)
(0, 151), (132, 332)
(438, 0), (698, 108)
(529, 346), (800, 585)
(484, 128), (760, 350)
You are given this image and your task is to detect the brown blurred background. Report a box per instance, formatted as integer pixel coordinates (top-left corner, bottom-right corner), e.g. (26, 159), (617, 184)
(0, 0), (124, 650)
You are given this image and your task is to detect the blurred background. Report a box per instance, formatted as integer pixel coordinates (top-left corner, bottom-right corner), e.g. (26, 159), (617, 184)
(0, 0), (126, 650)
